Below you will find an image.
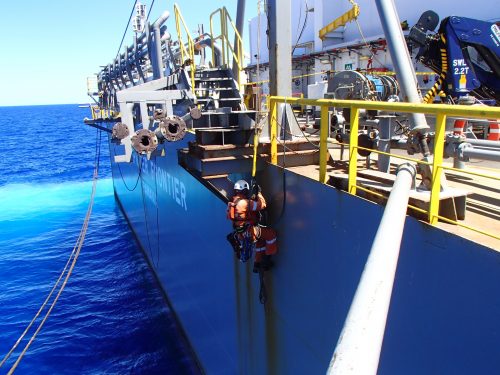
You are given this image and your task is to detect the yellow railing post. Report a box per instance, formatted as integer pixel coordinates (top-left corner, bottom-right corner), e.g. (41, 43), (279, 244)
(319, 105), (329, 183)
(174, 4), (196, 88)
(270, 99), (278, 165)
(348, 107), (360, 195)
(429, 112), (446, 225)
(210, 9), (225, 67)
(174, 5), (185, 64)
(209, 7), (244, 85)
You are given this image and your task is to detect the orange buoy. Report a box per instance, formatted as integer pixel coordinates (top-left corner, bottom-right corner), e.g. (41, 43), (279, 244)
(487, 120), (500, 141)
(453, 119), (467, 135)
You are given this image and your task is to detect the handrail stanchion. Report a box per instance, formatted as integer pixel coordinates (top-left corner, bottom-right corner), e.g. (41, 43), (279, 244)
(264, 96), (500, 240)
(209, 7), (244, 84)
(348, 107), (360, 194)
(327, 163), (417, 375)
(270, 99), (278, 165)
(319, 105), (329, 183)
(429, 112), (446, 224)
(174, 4), (196, 88)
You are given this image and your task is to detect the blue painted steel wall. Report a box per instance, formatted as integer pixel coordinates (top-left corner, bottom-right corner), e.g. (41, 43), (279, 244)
(109, 136), (500, 374)
(109, 134), (239, 375)
(257, 165), (500, 374)
(380, 221), (500, 374)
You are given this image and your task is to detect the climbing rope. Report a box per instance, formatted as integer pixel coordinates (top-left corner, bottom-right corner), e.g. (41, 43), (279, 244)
(258, 268), (267, 305)
(0, 130), (102, 374)
(115, 0), (139, 60)
(251, 124), (260, 179)
(115, 145), (143, 191)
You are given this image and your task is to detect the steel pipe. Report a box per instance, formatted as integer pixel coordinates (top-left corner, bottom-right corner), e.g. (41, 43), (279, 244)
(195, 37), (223, 67)
(328, 163), (417, 375)
(374, 0), (429, 132)
(464, 138), (500, 148)
(377, 116), (393, 172)
(458, 143), (500, 162)
(232, 0), (246, 79)
(153, 11), (170, 79)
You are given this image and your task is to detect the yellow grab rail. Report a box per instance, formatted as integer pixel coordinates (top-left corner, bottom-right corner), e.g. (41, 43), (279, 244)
(174, 3), (196, 88)
(268, 96), (500, 241)
(209, 7), (244, 85)
(90, 106), (116, 120)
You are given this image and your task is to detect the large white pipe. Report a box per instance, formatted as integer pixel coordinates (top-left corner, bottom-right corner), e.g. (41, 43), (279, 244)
(375, 0), (429, 132)
(327, 163), (417, 375)
(153, 11), (170, 79)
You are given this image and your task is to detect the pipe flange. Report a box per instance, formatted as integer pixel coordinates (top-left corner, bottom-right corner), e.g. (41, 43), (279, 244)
(156, 116), (187, 142)
(112, 122), (130, 140)
(131, 129), (159, 154)
(189, 107), (202, 120)
(153, 108), (166, 120)
(457, 142), (472, 162)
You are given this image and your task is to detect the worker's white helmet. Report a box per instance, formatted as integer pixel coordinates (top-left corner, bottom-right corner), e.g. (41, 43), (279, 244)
(234, 180), (249, 192)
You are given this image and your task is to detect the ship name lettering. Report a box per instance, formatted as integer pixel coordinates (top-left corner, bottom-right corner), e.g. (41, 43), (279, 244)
(133, 160), (188, 211)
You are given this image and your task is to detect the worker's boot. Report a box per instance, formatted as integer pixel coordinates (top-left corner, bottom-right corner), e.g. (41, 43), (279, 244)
(261, 255), (274, 271)
(252, 262), (261, 274)
(253, 255), (274, 273)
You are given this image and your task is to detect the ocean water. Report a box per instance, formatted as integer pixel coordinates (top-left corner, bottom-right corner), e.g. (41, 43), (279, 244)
(0, 105), (198, 374)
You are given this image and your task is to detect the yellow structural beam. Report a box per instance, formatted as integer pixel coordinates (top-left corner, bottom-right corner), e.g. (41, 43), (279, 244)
(319, 3), (360, 40)
(429, 113), (446, 225)
(174, 4), (196, 88)
(270, 99), (278, 165)
(348, 107), (360, 195)
(319, 106), (330, 183)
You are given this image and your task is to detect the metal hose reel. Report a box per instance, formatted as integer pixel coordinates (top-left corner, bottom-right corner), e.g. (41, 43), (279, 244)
(326, 70), (400, 101)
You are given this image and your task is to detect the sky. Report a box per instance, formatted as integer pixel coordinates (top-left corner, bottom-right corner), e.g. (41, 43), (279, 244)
(0, 0), (258, 106)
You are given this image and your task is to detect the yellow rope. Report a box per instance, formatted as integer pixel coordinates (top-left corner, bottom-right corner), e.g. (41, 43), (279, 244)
(252, 127), (260, 178)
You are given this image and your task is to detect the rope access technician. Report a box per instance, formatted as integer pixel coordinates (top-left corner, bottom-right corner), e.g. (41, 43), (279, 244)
(226, 180), (277, 272)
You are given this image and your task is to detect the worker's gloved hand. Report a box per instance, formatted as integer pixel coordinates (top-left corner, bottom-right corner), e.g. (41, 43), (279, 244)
(251, 183), (261, 197)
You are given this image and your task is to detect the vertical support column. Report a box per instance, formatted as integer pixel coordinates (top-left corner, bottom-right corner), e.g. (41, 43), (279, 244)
(139, 102), (150, 129)
(268, 0), (291, 99)
(377, 116), (393, 173)
(319, 106), (329, 183)
(429, 113), (446, 224)
(232, 0), (246, 80)
(115, 102), (135, 163)
(270, 98), (278, 165)
(348, 107), (360, 195)
(268, 0), (301, 138)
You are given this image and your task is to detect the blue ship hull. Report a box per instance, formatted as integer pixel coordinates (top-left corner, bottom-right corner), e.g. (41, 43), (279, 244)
(109, 133), (500, 374)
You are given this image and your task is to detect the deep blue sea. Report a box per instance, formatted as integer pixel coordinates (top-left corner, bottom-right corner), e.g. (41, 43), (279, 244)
(0, 105), (198, 374)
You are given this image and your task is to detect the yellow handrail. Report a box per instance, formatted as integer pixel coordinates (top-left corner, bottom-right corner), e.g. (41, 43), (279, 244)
(268, 96), (500, 241)
(174, 3), (196, 88)
(209, 7), (244, 85)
